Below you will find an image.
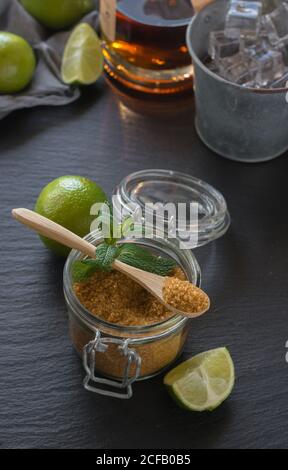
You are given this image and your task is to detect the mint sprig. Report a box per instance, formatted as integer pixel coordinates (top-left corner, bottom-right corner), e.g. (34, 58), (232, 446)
(72, 242), (176, 282)
(72, 201), (176, 283)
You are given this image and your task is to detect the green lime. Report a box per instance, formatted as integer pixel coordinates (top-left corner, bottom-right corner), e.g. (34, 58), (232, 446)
(35, 176), (107, 257)
(0, 32), (36, 94)
(61, 23), (103, 86)
(164, 348), (235, 412)
(20, 0), (94, 30)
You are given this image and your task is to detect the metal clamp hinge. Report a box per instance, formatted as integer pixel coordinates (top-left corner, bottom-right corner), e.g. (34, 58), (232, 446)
(82, 330), (141, 399)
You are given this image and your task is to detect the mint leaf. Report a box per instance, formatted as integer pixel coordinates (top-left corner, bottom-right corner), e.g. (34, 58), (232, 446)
(72, 242), (120, 282)
(96, 201), (115, 244)
(117, 244), (176, 277)
(96, 242), (120, 271)
(72, 260), (99, 282)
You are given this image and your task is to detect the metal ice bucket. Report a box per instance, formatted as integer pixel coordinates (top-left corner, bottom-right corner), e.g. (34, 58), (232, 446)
(0, 0), (9, 16)
(186, 0), (288, 163)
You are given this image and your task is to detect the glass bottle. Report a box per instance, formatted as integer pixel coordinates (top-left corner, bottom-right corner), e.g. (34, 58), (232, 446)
(100, 0), (195, 94)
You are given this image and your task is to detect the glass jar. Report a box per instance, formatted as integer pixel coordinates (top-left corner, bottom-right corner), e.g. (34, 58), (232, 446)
(99, 0), (195, 94)
(64, 232), (200, 398)
(63, 170), (230, 398)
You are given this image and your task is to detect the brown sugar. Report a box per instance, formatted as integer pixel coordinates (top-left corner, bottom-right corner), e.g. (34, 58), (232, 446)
(73, 266), (186, 327)
(71, 266), (193, 380)
(163, 277), (210, 314)
(69, 315), (189, 379)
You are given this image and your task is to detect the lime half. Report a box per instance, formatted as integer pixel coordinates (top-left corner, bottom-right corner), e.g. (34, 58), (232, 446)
(164, 348), (235, 412)
(61, 23), (103, 86)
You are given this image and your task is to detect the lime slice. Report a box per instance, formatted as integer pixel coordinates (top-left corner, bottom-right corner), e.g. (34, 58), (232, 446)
(164, 348), (235, 412)
(61, 23), (103, 86)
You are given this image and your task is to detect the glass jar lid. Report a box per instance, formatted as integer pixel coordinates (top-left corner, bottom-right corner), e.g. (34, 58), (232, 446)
(113, 169), (230, 248)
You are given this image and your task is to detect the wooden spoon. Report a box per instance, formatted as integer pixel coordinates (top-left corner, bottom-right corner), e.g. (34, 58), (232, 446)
(12, 208), (210, 319)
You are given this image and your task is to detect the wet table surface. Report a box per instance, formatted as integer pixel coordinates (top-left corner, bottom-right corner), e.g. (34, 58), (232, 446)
(0, 77), (288, 450)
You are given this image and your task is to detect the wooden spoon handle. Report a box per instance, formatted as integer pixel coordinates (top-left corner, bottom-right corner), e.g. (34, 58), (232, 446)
(12, 208), (96, 259)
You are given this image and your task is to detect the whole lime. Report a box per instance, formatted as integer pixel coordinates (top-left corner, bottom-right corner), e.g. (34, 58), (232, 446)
(0, 32), (36, 94)
(35, 176), (107, 257)
(20, 0), (94, 30)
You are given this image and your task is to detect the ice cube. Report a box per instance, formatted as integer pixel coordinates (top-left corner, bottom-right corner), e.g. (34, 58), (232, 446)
(251, 48), (285, 86)
(225, 1), (263, 39)
(270, 70), (288, 88)
(260, 0), (280, 15)
(260, 16), (279, 45)
(278, 42), (288, 65)
(262, 3), (288, 46)
(240, 36), (270, 55)
(209, 31), (240, 61)
(205, 58), (220, 75)
(218, 52), (257, 85)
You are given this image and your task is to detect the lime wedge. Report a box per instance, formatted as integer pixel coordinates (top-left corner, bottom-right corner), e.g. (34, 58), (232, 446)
(164, 348), (235, 412)
(61, 23), (103, 86)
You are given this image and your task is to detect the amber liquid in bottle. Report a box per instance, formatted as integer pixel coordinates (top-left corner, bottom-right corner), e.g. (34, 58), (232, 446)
(102, 0), (195, 93)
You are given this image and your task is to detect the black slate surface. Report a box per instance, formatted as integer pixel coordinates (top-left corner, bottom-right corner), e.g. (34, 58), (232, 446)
(0, 77), (288, 449)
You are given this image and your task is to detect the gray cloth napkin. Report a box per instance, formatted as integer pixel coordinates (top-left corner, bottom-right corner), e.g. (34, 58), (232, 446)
(0, 0), (99, 119)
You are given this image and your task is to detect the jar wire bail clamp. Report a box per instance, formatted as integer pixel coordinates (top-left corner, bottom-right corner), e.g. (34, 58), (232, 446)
(83, 330), (142, 399)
